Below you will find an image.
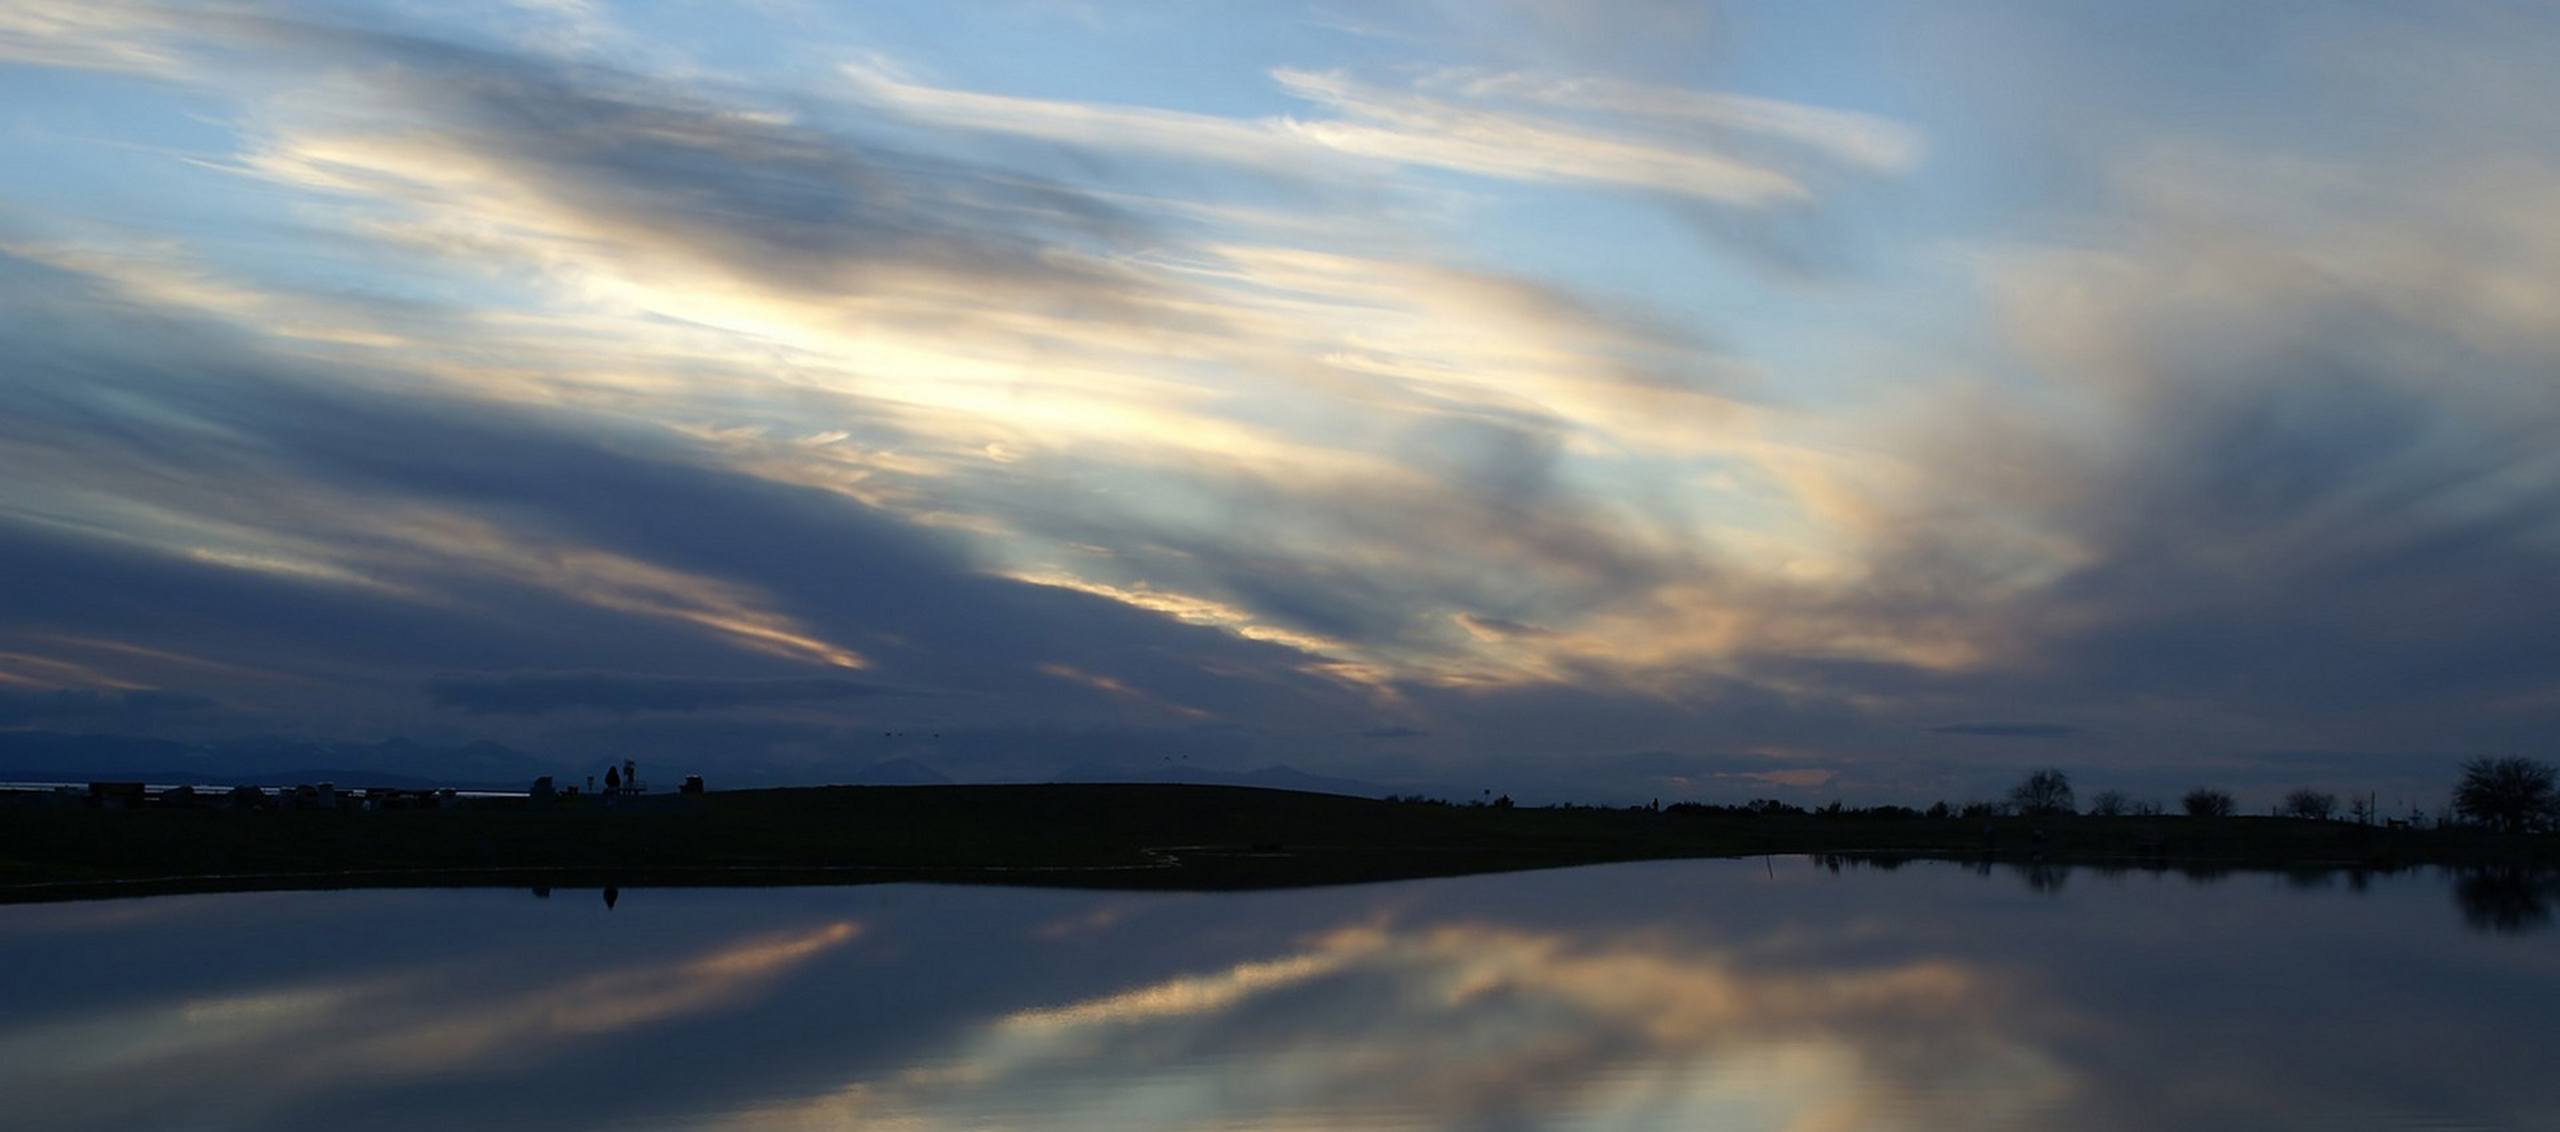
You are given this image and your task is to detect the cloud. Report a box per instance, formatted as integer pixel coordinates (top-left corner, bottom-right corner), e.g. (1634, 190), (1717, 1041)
(1419, 68), (1924, 173)
(1931, 723), (2082, 740)
(230, 22), (1177, 330)
(1915, 151), (2560, 736)
(0, 687), (215, 726)
(7, 1), (2560, 798)
(838, 60), (1915, 206)
(424, 672), (894, 715)
(1272, 68), (1807, 204)
(0, 243), (1385, 748)
(0, 1), (184, 75)
(129, 20), (1825, 702)
(1452, 612), (1551, 641)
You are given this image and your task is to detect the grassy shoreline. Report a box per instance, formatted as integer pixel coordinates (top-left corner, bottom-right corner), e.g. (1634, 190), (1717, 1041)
(5, 783), (2552, 903)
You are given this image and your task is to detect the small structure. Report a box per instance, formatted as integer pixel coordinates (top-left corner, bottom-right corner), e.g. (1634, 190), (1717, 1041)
(681, 775), (705, 796)
(228, 784), (267, 810)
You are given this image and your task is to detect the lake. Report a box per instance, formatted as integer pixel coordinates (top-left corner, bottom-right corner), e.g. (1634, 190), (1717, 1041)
(2, 858), (2552, 1130)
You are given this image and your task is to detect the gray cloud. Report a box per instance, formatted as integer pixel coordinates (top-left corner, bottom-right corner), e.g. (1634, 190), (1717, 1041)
(7, 3), (2560, 805)
(0, 688), (216, 727)
(1931, 723), (2081, 739)
(223, 16), (1202, 337)
(0, 244), (1383, 750)
(425, 673), (895, 716)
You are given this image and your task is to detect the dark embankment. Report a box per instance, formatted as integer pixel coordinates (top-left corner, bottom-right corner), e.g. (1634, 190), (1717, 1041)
(3, 783), (2552, 902)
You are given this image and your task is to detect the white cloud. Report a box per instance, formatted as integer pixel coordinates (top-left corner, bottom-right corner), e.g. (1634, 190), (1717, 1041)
(837, 61), (1920, 206)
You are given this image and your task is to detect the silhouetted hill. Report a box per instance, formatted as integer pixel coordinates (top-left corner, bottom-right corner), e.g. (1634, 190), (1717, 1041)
(844, 757), (952, 786)
(0, 731), (551, 790)
(10, 782), (2550, 904)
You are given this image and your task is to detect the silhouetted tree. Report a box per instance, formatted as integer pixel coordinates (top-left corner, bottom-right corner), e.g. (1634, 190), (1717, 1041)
(2088, 789), (2129, 817)
(2452, 756), (2558, 834)
(2283, 789), (2337, 820)
(2007, 768), (2076, 816)
(2182, 788), (2235, 817)
(1925, 800), (1952, 819)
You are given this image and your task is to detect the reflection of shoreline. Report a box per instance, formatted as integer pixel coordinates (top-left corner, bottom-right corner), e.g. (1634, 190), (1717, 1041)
(1818, 853), (2560, 936)
(13, 849), (2560, 908)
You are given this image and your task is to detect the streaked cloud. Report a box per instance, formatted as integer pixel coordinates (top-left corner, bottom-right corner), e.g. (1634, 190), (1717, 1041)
(1, 1), (2556, 799)
(425, 672), (893, 715)
(836, 60), (1903, 206)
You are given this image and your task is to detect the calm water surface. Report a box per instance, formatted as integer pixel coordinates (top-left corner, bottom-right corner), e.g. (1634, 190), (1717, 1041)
(2, 859), (2553, 1131)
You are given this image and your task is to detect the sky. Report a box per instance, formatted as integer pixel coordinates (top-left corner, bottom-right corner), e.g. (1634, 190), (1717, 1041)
(3, 1), (2558, 806)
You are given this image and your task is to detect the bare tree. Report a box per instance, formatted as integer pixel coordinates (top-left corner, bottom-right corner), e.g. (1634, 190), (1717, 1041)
(2453, 757), (2558, 834)
(2088, 789), (2129, 817)
(2182, 788), (2235, 818)
(2008, 768), (2077, 816)
(2283, 789), (2338, 821)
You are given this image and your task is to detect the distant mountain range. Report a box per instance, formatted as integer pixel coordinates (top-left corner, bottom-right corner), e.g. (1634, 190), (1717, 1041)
(1049, 760), (1385, 799)
(0, 731), (553, 790)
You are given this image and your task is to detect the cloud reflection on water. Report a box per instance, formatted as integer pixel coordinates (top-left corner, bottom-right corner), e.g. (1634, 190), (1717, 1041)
(0, 862), (2552, 1131)
(0, 917), (858, 1129)
(745, 920), (2065, 1132)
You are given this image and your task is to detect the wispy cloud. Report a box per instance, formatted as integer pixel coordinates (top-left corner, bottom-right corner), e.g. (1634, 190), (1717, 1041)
(837, 61), (1911, 206)
(5, 1), (2559, 793)
(426, 672), (892, 715)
